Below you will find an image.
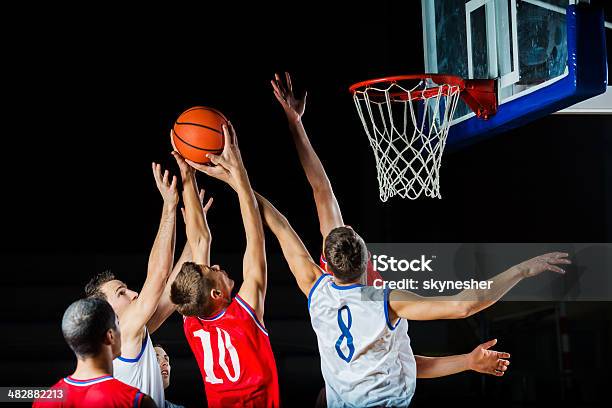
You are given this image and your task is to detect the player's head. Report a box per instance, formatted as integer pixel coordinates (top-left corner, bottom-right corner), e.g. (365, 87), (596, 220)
(154, 344), (171, 389)
(170, 262), (234, 317)
(324, 226), (368, 283)
(62, 297), (121, 360)
(84, 270), (139, 317)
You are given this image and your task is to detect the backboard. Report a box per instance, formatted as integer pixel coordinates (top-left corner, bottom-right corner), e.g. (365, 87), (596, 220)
(421, 0), (608, 149)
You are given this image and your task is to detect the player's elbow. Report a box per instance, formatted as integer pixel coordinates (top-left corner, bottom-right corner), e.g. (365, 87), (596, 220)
(195, 235), (211, 251)
(268, 213), (291, 233)
(311, 180), (334, 198)
(196, 230), (211, 244)
(450, 301), (474, 319)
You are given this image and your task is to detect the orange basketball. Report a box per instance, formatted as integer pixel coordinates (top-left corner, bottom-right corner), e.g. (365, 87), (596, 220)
(172, 106), (227, 164)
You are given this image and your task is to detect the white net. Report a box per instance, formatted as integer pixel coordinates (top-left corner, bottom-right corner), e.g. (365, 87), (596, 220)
(353, 79), (462, 201)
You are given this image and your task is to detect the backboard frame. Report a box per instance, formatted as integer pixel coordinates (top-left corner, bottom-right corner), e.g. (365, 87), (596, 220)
(421, 1), (608, 149)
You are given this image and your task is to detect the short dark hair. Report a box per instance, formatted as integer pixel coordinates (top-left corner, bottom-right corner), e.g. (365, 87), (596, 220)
(171, 262), (216, 317)
(84, 270), (115, 299)
(62, 297), (117, 358)
(324, 227), (368, 282)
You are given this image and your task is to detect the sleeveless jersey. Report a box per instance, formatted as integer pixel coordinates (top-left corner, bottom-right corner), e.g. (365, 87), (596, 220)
(32, 375), (144, 408)
(113, 330), (165, 408)
(182, 294), (280, 408)
(309, 274), (417, 408)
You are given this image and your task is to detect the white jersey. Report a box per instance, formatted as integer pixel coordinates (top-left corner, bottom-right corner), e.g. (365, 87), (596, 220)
(309, 274), (416, 408)
(113, 330), (165, 408)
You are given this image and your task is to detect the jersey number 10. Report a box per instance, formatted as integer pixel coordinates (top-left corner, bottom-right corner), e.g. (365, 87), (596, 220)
(193, 328), (241, 384)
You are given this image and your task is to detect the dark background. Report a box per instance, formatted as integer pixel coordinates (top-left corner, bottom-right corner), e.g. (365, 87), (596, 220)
(1, 1), (611, 407)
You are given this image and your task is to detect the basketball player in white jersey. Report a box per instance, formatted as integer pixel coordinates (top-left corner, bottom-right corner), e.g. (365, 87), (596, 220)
(271, 72), (514, 382)
(84, 162), (187, 408)
(265, 73), (571, 406)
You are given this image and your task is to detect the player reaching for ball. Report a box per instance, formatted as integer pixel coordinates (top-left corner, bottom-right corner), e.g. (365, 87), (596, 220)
(263, 73), (571, 407)
(272, 72), (515, 377)
(83, 162), (182, 408)
(170, 122), (280, 408)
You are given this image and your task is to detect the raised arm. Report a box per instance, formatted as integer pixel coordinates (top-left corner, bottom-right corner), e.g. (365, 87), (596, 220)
(415, 339), (510, 378)
(255, 192), (322, 296)
(187, 122), (267, 321)
(172, 149), (213, 265)
(388, 252), (570, 321)
(271, 72), (343, 238)
(121, 163), (178, 340)
(146, 242), (191, 334)
(147, 186), (213, 333)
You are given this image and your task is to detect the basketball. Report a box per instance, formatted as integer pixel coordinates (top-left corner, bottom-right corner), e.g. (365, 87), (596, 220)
(172, 106), (227, 164)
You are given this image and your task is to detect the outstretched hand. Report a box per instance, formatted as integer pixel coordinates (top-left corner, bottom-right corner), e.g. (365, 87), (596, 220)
(186, 121), (247, 190)
(271, 72), (307, 122)
(170, 132), (195, 180)
(467, 339), (510, 377)
(516, 252), (571, 278)
(152, 162), (178, 207)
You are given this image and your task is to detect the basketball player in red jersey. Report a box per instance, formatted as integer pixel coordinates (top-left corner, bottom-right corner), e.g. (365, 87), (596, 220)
(33, 297), (156, 408)
(170, 122), (279, 408)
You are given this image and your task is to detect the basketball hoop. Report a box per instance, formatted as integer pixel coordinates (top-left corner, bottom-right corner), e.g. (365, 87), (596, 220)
(350, 74), (497, 201)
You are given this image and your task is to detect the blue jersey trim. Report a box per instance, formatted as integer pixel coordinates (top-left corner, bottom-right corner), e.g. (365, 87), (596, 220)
(331, 282), (363, 290)
(198, 308), (227, 321)
(308, 273), (330, 310)
(133, 391), (142, 408)
(384, 286), (400, 330)
(116, 333), (147, 362)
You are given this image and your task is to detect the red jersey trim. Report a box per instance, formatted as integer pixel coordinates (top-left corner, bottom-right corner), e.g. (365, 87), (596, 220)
(235, 294), (268, 336)
(133, 391), (143, 408)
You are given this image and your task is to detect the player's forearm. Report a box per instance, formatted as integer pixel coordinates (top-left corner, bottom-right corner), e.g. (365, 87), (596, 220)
(168, 242), (192, 288)
(182, 173), (211, 258)
(287, 120), (333, 193)
(415, 354), (469, 378)
(146, 242), (192, 333)
(235, 176), (266, 269)
(391, 264), (525, 321)
(159, 242), (192, 307)
(147, 203), (177, 281)
(254, 193), (307, 264)
(255, 192), (318, 294)
(455, 265), (524, 317)
(255, 192), (291, 234)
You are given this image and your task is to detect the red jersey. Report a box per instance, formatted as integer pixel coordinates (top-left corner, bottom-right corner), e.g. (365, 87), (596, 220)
(32, 375), (144, 408)
(183, 294), (280, 408)
(320, 253), (383, 285)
